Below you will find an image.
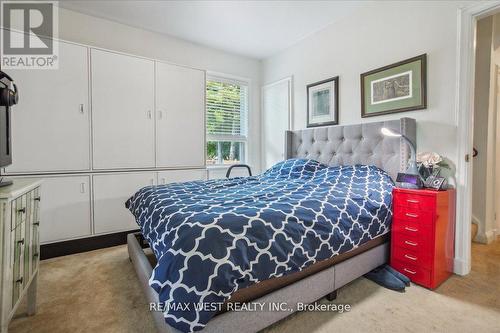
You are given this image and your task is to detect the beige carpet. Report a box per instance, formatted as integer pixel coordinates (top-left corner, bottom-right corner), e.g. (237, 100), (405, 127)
(10, 240), (500, 333)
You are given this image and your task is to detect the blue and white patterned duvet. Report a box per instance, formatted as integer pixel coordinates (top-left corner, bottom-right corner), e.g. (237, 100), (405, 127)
(126, 159), (394, 332)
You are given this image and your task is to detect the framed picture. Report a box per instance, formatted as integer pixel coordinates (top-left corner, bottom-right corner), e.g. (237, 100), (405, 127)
(361, 54), (427, 117)
(307, 76), (339, 127)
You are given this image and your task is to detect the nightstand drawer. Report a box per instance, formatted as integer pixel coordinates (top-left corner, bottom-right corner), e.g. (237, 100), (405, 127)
(392, 217), (433, 238)
(394, 205), (434, 224)
(391, 260), (431, 287)
(392, 245), (432, 269)
(392, 231), (431, 253)
(393, 192), (435, 212)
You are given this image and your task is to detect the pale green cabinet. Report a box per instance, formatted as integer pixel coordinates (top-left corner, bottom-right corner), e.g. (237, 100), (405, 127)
(0, 180), (41, 333)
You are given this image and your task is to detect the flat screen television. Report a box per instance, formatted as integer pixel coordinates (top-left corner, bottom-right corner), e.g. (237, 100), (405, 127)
(0, 105), (12, 168)
(0, 71), (16, 187)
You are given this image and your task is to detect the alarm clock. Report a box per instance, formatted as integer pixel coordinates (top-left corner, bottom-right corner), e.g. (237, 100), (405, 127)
(396, 173), (424, 189)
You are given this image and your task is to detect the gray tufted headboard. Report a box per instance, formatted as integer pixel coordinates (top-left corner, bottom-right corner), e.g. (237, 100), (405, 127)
(285, 118), (416, 181)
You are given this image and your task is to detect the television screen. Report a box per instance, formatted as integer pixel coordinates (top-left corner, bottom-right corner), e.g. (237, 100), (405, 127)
(0, 105), (12, 168)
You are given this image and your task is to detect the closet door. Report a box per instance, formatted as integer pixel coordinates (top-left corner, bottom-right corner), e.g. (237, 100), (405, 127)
(39, 176), (92, 244)
(93, 172), (156, 234)
(155, 62), (205, 168)
(5, 41), (90, 173)
(92, 49), (155, 169)
(157, 169), (207, 185)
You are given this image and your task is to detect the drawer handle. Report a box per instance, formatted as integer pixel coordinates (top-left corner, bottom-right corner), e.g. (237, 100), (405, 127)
(404, 240), (418, 246)
(17, 239), (24, 245)
(33, 222), (40, 226)
(403, 268), (416, 275)
(17, 207), (26, 214)
(33, 253), (39, 258)
(404, 254), (417, 261)
(34, 197), (41, 202)
(407, 199), (420, 204)
(16, 277), (23, 284)
(406, 213), (418, 218)
(404, 227), (418, 232)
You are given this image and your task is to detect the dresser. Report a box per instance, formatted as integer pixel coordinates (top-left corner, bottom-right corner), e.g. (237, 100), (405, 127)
(0, 179), (41, 332)
(390, 188), (455, 289)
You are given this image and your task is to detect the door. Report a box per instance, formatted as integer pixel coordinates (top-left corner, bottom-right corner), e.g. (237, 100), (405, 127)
(156, 62), (205, 168)
(93, 172), (156, 234)
(39, 176), (92, 243)
(5, 41), (90, 173)
(262, 77), (292, 170)
(157, 169), (207, 185)
(92, 49), (155, 169)
(496, 67), (500, 233)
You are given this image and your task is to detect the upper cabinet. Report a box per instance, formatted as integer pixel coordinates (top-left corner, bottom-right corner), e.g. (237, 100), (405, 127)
(155, 62), (205, 168)
(91, 49), (155, 169)
(5, 41), (90, 173)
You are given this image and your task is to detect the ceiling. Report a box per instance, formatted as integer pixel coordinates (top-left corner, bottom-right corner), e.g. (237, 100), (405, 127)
(58, 1), (367, 59)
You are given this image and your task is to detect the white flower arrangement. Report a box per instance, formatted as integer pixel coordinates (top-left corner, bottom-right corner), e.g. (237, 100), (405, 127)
(417, 152), (443, 168)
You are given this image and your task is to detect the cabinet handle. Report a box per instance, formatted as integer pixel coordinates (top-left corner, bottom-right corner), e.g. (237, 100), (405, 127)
(404, 226), (418, 232)
(34, 197), (41, 202)
(403, 268), (416, 275)
(406, 213), (418, 218)
(79, 104), (84, 114)
(17, 207), (26, 214)
(407, 199), (419, 204)
(33, 221), (40, 226)
(33, 253), (39, 258)
(404, 254), (417, 261)
(17, 239), (24, 245)
(161, 178), (166, 185)
(404, 240), (418, 246)
(158, 110), (163, 119)
(147, 110), (152, 119)
(16, 277), (23, 284)
(80, 183), (86, 193)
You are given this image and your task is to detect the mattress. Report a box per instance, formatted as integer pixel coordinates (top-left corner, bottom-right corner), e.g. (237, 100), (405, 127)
(126, 159), (394, 332)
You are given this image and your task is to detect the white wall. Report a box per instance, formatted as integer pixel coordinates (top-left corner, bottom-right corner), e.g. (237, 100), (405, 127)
(262, 1), (474, 184)
(44, 8), (262, 175)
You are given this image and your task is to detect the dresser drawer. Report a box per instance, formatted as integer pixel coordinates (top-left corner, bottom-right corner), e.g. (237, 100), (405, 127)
(392, 230), (430, 253)
(11, 222), (26, 307)
(392, 245), (432, 270)
(391, 259), (431, 287)
(393, 205), (434, 224)
(11, 195), (28, 230)
(393, 192), (435, 212)
(392, 217), (434, 239)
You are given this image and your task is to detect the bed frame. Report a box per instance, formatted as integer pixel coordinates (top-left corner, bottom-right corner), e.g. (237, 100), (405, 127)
(128, 117), (417, 333)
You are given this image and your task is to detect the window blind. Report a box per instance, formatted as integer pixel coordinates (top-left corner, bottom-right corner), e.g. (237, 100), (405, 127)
(206, 77), (248, 141)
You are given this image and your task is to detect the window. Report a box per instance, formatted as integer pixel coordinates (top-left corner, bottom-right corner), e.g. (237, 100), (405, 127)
(206, 76), (248, 165)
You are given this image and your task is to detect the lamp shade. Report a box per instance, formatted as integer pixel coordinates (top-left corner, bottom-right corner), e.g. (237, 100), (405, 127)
(380, 127), (419, 176)
(381, 127), (402, 137)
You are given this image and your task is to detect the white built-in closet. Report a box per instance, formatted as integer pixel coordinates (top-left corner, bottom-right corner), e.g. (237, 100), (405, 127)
(4, 39), (207, 244)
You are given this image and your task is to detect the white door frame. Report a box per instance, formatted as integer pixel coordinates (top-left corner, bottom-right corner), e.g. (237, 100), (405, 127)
(455, 1), (500, 275)
(260, 76), (293, 170)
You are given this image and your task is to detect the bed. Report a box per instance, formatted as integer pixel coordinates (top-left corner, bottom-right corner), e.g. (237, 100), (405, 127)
(126, 117), (416, 333)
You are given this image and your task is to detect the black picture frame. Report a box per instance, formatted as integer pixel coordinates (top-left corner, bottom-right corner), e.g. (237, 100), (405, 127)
(360, 54), (427, 118)
(306, 76), (339, 128)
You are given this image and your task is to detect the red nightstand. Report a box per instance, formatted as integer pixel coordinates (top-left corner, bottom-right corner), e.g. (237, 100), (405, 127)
(390, 188), (456, 289)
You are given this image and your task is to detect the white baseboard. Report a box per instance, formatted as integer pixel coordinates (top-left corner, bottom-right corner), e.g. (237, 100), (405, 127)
(453, 257), (471, 276)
